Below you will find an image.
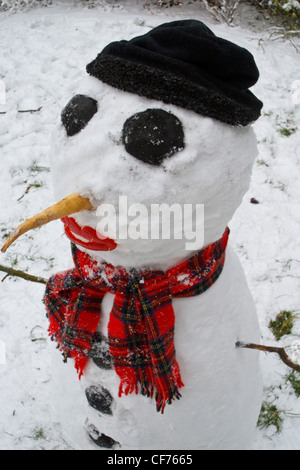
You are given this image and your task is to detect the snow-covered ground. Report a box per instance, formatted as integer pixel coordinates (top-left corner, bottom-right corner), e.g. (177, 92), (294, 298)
(0, 0), (299, 450)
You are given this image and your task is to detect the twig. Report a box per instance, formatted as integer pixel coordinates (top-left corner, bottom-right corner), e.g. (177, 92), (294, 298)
(18, 106), (42, 114)
(202, 0), (240, 25)
(0, 264), (47, 285)
(266, 27), (300, 52)
(0, 107), (42, 115)
(236, 341), (300, 373)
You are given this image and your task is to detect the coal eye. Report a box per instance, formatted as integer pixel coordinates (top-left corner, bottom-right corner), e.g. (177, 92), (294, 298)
(61, 94), (98, 137)
(122, 109), (185, 166)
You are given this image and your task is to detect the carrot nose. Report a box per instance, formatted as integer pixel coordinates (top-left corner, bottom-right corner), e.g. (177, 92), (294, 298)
(1, 193), (93, 253)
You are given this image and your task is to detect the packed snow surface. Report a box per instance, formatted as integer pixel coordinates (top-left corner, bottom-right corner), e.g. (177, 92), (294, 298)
(0, 0), (300, 450)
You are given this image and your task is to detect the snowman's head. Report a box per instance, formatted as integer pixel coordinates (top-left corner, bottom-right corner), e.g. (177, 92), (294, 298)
(50, 78), (258, 270)
(1, 20), (263, 270)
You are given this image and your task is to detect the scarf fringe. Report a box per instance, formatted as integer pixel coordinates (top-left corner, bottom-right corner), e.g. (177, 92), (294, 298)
(48, 327), (88, 380)
(118, 364), (184, 414)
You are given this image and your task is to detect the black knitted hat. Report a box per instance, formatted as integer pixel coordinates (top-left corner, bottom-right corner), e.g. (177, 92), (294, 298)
(86, 20), (263, 127)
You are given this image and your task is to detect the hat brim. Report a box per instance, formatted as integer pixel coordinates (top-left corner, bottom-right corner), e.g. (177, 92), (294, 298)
(86, 53), (262, 127)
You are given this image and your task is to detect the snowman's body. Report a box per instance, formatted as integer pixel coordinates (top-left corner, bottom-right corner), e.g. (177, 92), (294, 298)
(51, 246), (262, 450)
(49, 66), (263, 450)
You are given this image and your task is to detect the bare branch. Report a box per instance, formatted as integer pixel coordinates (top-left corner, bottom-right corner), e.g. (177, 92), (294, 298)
(0, 263), (47, 285)
(236, 341), (300, 373)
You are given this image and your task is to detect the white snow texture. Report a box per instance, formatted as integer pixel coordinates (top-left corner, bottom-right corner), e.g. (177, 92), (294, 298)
(0, 0), (300, 451)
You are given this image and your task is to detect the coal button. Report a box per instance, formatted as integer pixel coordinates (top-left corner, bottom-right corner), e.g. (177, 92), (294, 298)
(85, 385), (113, 415)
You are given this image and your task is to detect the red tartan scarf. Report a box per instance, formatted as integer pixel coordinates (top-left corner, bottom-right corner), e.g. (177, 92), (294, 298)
(44, 227), (229, 413)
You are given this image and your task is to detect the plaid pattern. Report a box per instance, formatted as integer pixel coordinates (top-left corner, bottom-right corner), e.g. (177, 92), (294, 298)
(44, 227), (229, 413)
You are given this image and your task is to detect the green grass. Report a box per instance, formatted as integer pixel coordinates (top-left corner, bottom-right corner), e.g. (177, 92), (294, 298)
(27, 427), (46, 441)
(257, 401), (285, 433)
(286, 371), (300, 398)
(279, 127), (297, 137)
(269, 310), (295, 341)
(29, 161), (50, 175)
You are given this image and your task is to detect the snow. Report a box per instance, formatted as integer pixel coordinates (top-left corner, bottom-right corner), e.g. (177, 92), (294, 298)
(0, 0), (300, 450)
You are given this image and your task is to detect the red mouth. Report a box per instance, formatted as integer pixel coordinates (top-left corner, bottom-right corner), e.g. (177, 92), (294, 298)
(61, 216), (117, 251)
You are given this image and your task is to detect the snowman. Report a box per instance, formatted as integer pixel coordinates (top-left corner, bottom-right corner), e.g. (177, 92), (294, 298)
(2, 20), (264, 450)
